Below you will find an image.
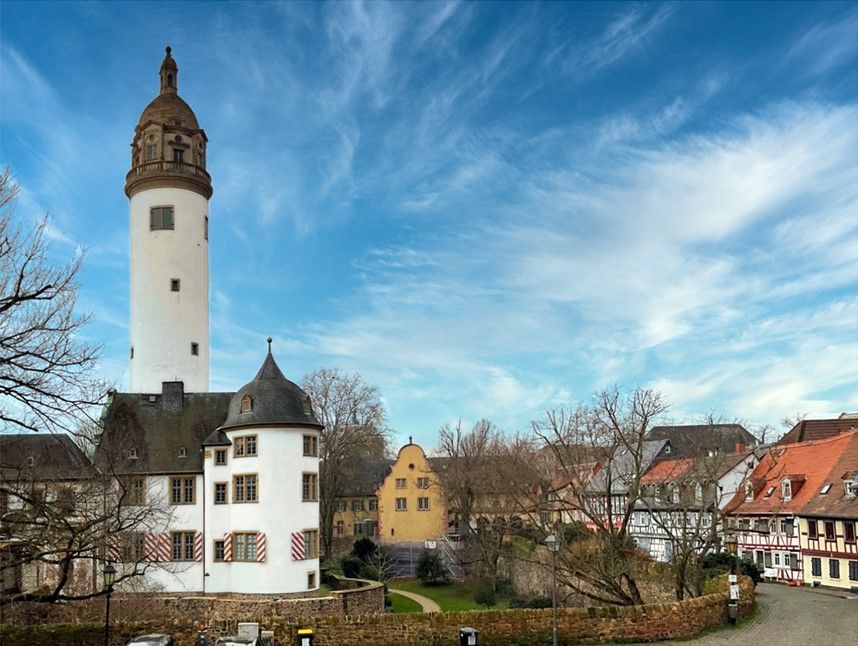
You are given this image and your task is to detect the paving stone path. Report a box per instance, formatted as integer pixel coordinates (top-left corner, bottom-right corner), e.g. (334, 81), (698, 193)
(626, 582), (858, 645)
(388, 588), (441, 613)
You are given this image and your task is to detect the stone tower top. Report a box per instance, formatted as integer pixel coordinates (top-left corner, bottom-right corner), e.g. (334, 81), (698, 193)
(125, 47), (212, 199)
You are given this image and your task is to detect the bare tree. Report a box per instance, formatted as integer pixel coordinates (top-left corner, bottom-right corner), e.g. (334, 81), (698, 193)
(0, 167), (105, 437)
(302, 368), (389, 556)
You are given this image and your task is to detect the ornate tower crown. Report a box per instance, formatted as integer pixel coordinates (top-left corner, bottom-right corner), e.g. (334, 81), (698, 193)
(125, 46), (212, 199)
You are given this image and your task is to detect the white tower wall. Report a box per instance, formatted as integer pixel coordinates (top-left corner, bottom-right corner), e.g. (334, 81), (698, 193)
(129, 187), (209, 393)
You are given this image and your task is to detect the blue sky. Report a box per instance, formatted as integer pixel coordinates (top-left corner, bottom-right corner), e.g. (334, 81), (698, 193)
(2, 1), (857, 448)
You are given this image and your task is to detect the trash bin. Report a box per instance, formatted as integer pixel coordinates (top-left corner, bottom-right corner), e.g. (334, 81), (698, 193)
(297, 627), (314, 646)
(459, 627), (479, 645)
(727, 601), (738, 625)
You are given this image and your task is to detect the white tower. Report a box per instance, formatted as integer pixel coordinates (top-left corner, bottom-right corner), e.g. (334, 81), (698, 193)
(126, 47), (211, 393)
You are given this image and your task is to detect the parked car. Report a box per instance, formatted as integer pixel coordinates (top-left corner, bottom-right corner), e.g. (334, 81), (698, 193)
(214, 638), (258, 646)
(127, 636), (175, 646)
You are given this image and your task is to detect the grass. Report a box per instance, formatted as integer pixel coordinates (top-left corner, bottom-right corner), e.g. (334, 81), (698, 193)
(392, 579), (509, 612)
(389, 592), (424, 613)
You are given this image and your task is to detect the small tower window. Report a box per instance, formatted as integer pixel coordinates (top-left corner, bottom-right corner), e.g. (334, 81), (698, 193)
(240, 395), (253, 414)
(167, 73), (173, 88)
(204, 215), (209, 241)
(128, 447), (138, 460)
(146, 144), (157, 161)
(191, 342), (199, 356)
(170, 279), (180, 292)
(173, 148), (184, 163)
(130, 346), (134, 359)
(177, 447), (187, 458)
(150, 206), (174, 230)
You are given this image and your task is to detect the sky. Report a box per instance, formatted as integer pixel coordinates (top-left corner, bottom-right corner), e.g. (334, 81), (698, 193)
(2, 1), (857, 449)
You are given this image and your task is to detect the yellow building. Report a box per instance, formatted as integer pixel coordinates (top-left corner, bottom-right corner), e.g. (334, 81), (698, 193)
(376, 441), (447, 543)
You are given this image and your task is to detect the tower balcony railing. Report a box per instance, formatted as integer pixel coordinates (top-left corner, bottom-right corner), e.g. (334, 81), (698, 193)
(125, 160), (212, 198)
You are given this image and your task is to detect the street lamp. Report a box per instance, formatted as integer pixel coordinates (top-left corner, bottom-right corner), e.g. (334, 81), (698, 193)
(723, 533), (739, 626)
(545, 533), (559, 646)
(102, 561), (117, 646)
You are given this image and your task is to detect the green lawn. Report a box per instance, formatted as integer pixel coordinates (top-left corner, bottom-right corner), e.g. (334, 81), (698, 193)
(389, 592), (423, 613)
(392, 579), (508, 612)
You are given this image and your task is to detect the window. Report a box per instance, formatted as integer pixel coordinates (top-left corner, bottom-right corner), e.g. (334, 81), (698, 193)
(128, 447), (138, 459)
(214, 482), (227, 504)
(173, 148), (184, 163)
(755, 551), (763, 566)
(150, 206), (174, 230)
(121, 532), (146, 562)
(307, 572), (316, 589)
(417, 497), (430, 511)
(130, 346), (134, 359)
(234, 435), (257, 457)
(845, 522), (856, 543)
(395, 478), (406, 489)
(233, 474), (258, 503)
(368, 498), (378, 511)
(170, 278), (180, 292)
(781, 480), (792, 501)
(354, 522), (364, 536)
(764, 552), (772, 568)
(765, 486), (775, 497)
(395, 497), (407, 511)
(820, 483), (832, 494)
(191, 342), (199, 356)
(782, 518), (795, 537)
(351, 499), (364, 512)
(233, 532), (257, 562)
(335, 520), (344, 537)
(773, 553), (780, 566)
(170, 477), (195, 504)
(177, 447), (187, 458)
(811, 557), (822, 577)
(302, 473), (318, 501)
(337, 500), (347, 512)
(303, 529), (319, 559)
(808, 519), (818, 539)
(240, 395), (253, 414)
(849, 561), (858, 582)
(213, 540), (225, 562)
(303, 435), (318, 457)
(146, 143), (157, 160)
(829, 559), (840, 579)
(846, 480), (857, 498)
(215, 449), (227, 465)
(416, 477), (429, 489)
(172, 532), (195, 561)
(744, 482), (754, 501)
(122, 476), (146, 505)
(789, 553), (798, 570)
(204, 215), (209, 241)
(671, 486), (680, 503)
(824, 521), (835, 540)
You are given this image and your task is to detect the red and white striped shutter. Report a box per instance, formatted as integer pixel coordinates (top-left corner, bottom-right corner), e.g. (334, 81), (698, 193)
(291, 531), (305, 560)
(223, 532), (233, 562)
(160, 532), (172, 562)
(107, 534), (122, 562)
(194, 532), (203, 562)
(144, 533), (160, 561)
(256, 532), (266, 562)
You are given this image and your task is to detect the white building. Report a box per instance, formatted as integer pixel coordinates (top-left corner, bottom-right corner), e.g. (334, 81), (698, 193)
(94, 47), (322, 595)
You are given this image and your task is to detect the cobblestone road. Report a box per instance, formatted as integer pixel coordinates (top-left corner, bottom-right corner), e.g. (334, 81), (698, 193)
(628, 582), (858, 645)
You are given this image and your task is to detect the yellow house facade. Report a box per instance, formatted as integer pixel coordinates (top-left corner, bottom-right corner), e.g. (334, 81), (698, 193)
(376, 441), (447, 543)
(799, 516), (858, 589)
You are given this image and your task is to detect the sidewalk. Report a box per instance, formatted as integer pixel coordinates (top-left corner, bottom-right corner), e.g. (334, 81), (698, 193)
(388, 588), (441, 613)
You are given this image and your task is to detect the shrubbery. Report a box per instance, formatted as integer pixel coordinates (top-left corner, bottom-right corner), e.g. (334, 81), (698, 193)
(416, 550), (449, 586)
(701, 552), (764, 585)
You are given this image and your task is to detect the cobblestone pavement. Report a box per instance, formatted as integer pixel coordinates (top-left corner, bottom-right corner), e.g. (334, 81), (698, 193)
(627, 583), (858, 645)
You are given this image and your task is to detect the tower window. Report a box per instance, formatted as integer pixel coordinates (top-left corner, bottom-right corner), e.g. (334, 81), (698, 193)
(191, 342), (199, 356)
(240, 395), (253, 414)
(146, 144), (157, 161)
(130, 346), (134, 359)
(204, 215), (209, 241)
(173, 149), (184, 163)
(170, 279), (180, 292)
(167, 73), (173, 88)
(150, 206), (174, 230)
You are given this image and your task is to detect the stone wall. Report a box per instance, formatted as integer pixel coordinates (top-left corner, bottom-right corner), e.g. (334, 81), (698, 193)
(1, 577), (754, 646)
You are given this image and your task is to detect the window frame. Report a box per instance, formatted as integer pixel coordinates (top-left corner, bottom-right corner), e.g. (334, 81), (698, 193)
(213, 539), (225, 562)
(395, 478), (406, 489)
(169, 476), (195, 505)
(303, 529), (319, 559)
(351, 499), (364, 512)
(233, 474), (258, 503)
(239, 395), (253, 414)
(845, 521), (856, 543)
(214, 449), (227, 465)
(395, 497), (407, 511)
(233, 435), (258, 458)
(121, 476), (147, 506)
(150, 206), (175, 231)
(416, 477), (429, 489)
(368, 498), (378, 511)
(811, 557), (822, 577)
(233, 532), (258, 562)
(829, 558), (840, 579)
(849, 560), (858, 582)
(824, 521), (835, 541)
(417, 496), (430, 511)
(303, 434), (318, 457)
(302, 473), (318, 502)
(808, 519), (818, 539)
(171, 531), (195, 561)
(214, 482), (228, 505)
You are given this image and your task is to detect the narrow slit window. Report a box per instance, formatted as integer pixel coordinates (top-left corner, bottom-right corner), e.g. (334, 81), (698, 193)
(191, 342), (199, 356)
(170, 279), (180, 292)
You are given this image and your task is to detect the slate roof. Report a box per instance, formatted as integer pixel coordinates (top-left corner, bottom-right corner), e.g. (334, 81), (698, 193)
(336, 458), (393, 497)
(0, 433), (94, 481)
(726, 430), (858, 518)
(220, 350), (322, 432)
(777, 417), (858, 445)
(95, 391), (231, 475)
(646, 424), (757, 457)
(591, 439), (670, 494)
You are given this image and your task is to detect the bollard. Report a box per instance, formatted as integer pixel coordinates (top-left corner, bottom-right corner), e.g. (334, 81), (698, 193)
(297, 627), (314, 646)
(196, 628), (209, 646)
(459, 627), (479, 646)
(728, 601), (738, 625)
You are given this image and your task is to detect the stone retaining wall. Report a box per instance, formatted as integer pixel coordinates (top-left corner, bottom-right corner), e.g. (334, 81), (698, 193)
(0, 577), (754, 646)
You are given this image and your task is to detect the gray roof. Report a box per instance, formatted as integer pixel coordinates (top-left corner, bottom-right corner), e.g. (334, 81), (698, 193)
(0, 433), (94, 481)
(220, 350), (322, 432)
(592, 439), (670, 494)
(646, 424), (757, 458)
(95, 390), (231, 474)
(334, 458), (393, 497)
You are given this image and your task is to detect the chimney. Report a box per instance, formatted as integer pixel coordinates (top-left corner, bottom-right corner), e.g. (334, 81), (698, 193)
(162, 381), (184, 414)
(735, 442), (747, 454)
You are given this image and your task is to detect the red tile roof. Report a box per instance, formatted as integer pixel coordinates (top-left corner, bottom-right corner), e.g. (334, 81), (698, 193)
(641, 458), (696, 484)
(777, 418), (858, 444)
(728, 430), (858, 517)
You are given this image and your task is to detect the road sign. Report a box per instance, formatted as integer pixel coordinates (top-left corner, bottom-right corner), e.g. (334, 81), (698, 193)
(728, 574), (738, 584)
(730, 584), (740, 600)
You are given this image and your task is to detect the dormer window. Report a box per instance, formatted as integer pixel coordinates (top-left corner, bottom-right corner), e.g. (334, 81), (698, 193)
(846, 480), (857, 498)
(240, 395), (253, 414)
(671, 486), (680, 503)
(177, 447), (187, 458)
(128, 447), (138, 460)
(26, 455), (35, 467)
(820, 483), (831, 495)
(781, 480), (792, 501)
(744, 482), (754, 501)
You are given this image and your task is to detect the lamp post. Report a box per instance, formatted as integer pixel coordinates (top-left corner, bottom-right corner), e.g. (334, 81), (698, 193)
(724, 533), (738, 626)
(102, 561), (116, 646)
(545, 533), (559, 646)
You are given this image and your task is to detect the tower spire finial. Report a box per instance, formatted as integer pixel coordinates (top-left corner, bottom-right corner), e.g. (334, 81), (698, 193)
(267, 337), (273, 354)
(159, 45), (178, 95)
